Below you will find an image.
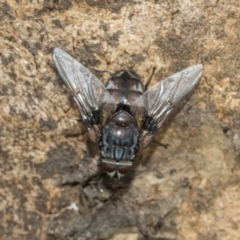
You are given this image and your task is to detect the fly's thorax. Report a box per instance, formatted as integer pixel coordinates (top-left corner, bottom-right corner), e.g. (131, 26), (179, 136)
(106, 71), (144, 105)
(100, 110), (139, 178)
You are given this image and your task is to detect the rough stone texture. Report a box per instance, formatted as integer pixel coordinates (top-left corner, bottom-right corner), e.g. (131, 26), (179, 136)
(0, 1), (240, 240)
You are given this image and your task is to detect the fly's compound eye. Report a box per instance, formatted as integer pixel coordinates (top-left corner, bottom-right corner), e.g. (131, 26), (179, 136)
(100, 159), (133, 178)
(100, 160), (116, 173)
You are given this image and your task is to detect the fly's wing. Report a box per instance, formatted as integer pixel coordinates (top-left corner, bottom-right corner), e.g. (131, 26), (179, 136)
(133, 64), (202, 147)
(53, 48), (116, 142)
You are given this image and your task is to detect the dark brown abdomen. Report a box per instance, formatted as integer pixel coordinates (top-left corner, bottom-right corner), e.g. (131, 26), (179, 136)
(106, 71), (144, 105)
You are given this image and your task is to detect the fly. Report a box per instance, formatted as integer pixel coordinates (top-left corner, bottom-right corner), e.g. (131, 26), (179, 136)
(53, 48), (202, 179)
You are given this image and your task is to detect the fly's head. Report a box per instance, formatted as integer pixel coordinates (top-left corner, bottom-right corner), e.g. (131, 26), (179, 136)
(99, 158), (134, 179)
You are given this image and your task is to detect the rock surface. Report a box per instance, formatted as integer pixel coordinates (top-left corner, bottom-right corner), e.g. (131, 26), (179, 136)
(0, 1), (240, 240)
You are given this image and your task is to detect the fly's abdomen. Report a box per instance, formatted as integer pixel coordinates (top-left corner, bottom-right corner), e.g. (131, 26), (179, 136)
(106, 71), (144, 105)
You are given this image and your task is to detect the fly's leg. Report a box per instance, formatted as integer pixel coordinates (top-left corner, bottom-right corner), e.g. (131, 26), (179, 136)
(145, 67), (156, 90)
(139, 115), (168, 148)
(152, 140), (169, 149)
(83, 109), (101, 127)
(139, 115), (157, 147)
(83, 109), (101, 143)
(65, 110), (101, 140)
(65, 130), (88, 138)
(144, 115), (158, 133)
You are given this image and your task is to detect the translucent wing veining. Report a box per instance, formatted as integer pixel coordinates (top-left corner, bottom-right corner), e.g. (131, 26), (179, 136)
(53, 48), (116, 123)
(53, 48), (116, 142)
(133, 64), (202, 147)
